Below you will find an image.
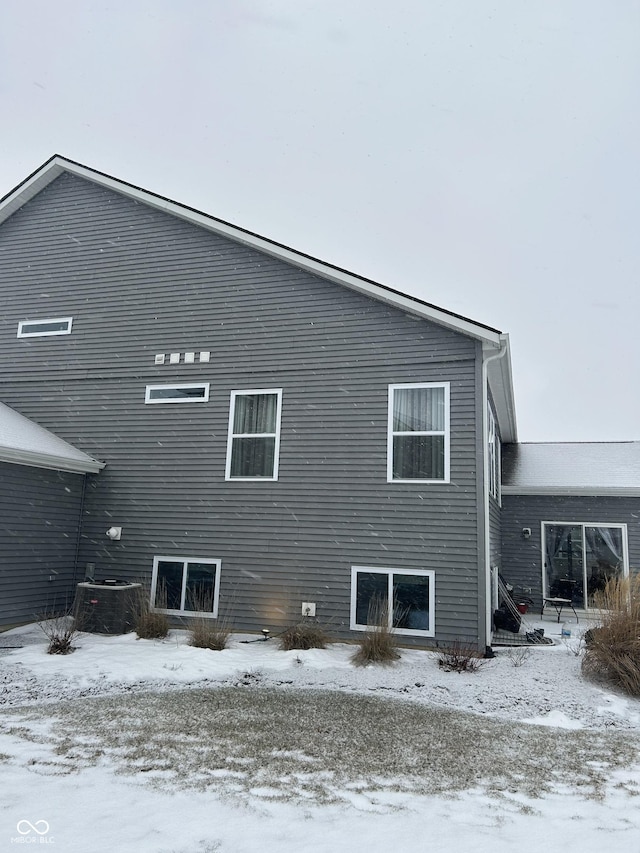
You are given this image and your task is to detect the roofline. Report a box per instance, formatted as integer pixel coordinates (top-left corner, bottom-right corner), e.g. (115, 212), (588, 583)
(0, 447), (105, 474)
(0, 155), (505, 346)
(502, 486), (640, 497)
(485, 334), (517, 443)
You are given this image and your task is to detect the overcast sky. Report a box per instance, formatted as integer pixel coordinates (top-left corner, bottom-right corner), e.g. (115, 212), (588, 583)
(1, 1), (638, 442)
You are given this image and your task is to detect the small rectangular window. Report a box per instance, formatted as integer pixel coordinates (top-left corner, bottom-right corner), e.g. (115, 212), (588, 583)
(151, 556), (221, 616)
(350, 566), (435, 637)
(145, 383), (210, 404)
(225, 389), (282, 480)
(17, 317), (73, 338)
(387, 383), (449, 482)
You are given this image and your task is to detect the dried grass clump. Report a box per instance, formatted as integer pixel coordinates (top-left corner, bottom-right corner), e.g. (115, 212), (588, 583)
(135, 582), (170, 640)
(351, 599), (400, 666)
(39, 613), (78, 655)
(437, 640), (485, 673)
(189, 619), (231, 651)
(582, 575), (640, 696)
(279, 622), (330, 651)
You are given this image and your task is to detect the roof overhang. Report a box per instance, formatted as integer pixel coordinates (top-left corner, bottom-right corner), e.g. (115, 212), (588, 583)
(485, 334), (517, 444)
(0, 401), (105, 475)
(502, 486), (640, 497)
(0, 447), (104, 475)
(0, 155), (505, 346)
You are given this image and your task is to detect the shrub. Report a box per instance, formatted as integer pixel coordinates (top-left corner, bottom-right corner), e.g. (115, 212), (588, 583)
(38, 612), (78, 655)
(279, 621), (330, 651)
(136, 610), (170, 640)
(185, 588), (232, 650)
(351, 598), (400, 666)
(582, 575), (640, 696)
(135, 581), (170, 640)
(189, 619), (231, 651)
(437, 640), (485, 673)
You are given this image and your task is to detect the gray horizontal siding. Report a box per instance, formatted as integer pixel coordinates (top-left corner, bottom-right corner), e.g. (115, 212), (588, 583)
(0, 172), (484, 647)
(0, 462), (84, 627)
(501, 494), (640, 609)
(0, 173), (473, 381)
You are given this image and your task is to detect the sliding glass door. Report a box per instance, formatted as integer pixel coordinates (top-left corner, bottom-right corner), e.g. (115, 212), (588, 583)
(543, 523), (627, 608)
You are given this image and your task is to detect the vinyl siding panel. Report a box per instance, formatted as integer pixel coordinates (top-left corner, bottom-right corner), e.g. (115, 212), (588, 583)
(501, 494), (640, 609)
(0, 462), (84, 627)
(0, 173), (484, 646)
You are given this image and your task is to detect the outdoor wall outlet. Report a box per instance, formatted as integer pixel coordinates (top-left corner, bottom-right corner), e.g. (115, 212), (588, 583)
(302, 602), (316, 617)
(106, 526), (122, 541)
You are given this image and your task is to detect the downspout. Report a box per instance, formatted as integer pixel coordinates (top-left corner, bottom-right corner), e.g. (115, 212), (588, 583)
(481, 336), (508, 653)
(71, 473), (88, 586)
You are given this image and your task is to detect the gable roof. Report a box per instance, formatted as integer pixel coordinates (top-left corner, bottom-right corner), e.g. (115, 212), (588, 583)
(0, 402), (104, 474)
(0, 155), (517, 441)
(502, 442), (640, 496)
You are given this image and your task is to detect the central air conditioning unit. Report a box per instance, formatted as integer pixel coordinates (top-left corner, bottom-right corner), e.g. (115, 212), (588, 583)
(73, 580), (142, 635)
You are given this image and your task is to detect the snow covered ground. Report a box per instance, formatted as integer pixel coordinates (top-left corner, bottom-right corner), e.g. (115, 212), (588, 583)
(1, 616), (640, 852)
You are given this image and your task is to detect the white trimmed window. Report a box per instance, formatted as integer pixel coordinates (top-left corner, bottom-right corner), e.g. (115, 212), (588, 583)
(488, 404), (500, 501)
(17, 317), (73, 337)
(542, 522), (628, 609)
(151, 556), (221, 617)
(145, 383), (210, 404)
(225, 389), (282, 480)
(388, 383), (449, 482)
(350, 566), (435, 637)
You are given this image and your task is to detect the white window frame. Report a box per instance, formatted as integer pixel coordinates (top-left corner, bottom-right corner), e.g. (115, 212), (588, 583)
(541, 521), (629, 605)
(487, 404), (501, 503)
(17, 317), (73, 338)
(387, 382), (450, 483)
(145, 383), (210, 404)
(350, 566), (436, 638)
(225, 388), (283, 481)
(151, 556), (221, 618)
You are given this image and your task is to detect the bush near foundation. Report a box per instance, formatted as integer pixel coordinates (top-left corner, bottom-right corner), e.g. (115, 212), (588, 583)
(582, 576), (640, 696)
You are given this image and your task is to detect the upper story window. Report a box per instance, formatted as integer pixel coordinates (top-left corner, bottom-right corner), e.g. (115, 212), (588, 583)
(17, 317), (73, 338)
(225, 389), (283, 480)
(145, 383), (210, 404)
(387, 383), (450, 482)
(488, 404), (501, 501)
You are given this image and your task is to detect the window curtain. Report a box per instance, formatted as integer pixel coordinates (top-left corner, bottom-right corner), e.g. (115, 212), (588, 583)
(234, 394), (277, 434)
(585, 526), (623, 599)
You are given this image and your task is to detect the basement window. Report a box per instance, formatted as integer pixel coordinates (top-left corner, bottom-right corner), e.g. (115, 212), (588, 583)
(350, 566), (435, 637)
(151, 556), (221, 616)
(145, 383), (210, 404)
(17, 317), (73, 337)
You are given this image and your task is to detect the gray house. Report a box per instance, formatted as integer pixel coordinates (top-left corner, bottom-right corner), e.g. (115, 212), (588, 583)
(0, 155), (635, 649)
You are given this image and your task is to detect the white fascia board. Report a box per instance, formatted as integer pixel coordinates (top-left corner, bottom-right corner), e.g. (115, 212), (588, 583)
(501, 486), (640, 497)
(0, 447), (104, 474)
(485, 335), (517, 444)
(0, 160), (66, 226)
(2, 157), (504, 347)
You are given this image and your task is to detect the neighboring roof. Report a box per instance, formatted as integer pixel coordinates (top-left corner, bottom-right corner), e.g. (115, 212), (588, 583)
(502, 442), (640, 496)
(0, 402), (104, 474)
(0, 155), (517, 441)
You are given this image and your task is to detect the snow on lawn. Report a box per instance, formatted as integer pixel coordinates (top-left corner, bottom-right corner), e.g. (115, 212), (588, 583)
(1, 619), (640, 852)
